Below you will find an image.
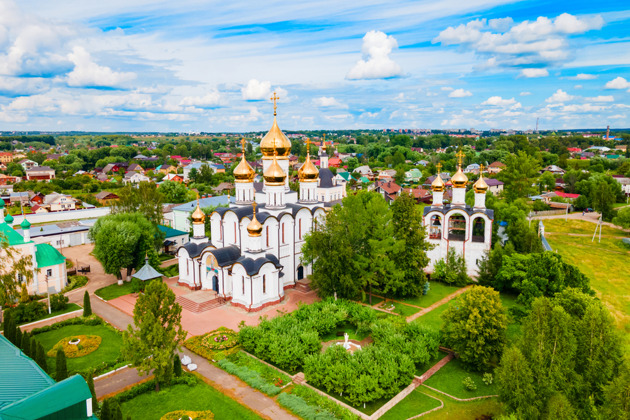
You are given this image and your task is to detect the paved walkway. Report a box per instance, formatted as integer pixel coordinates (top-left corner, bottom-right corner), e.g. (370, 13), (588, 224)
(407, 286), (471, 323)
(95, 368), (147, 399)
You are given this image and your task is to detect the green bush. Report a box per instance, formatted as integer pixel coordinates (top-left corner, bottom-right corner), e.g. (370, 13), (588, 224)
(9, 301), (47, 323)
(63, 275), (88, 293)
(482, 372), (493, 386)
(217, 359), (282, 396)
(50, 293), (69, 312)
(131, 277), (143, 293)
(290, 385), (360, 420)
(463, 377), (477, 391)
(277, 393), (337, 420)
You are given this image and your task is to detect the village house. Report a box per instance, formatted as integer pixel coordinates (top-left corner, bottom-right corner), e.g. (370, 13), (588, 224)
(485, 178), (504, 195)
(402, 187), (432, 203)
(378, 169), (397, 181)
(541, 165), (566, 176)
(164, 173), (184, 183)
(95, 191), (119, 205)
(487, 161), (506, 174)
(43, 193), (77, 211)
(0, 152), (13, 163)
(375, 180), (402, 202)
(18, 159), (38, 171)
(123, 171), (151, 184)
(404, 168), (422, 183)
(25, 166), (55, 181)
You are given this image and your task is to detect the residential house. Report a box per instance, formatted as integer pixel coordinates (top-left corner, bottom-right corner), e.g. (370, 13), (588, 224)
(0, 174), (20, 185)
(95, 191), (119, 205)
(158, 225), (189, 254)
(378, 169), (397, 181)
(17, 220), (94, 248)
(424, 173), (450, 188)
(123, 171), (150, 184)
(127, 163), (144, 173)
(183, 161), (205, 181)
(375, 181), (402, 202)
(0, 152), (12, 163)
(464, 163), (480, 174)
(25, 166), (55, 181)
(96, 173), (109, 182)
(158, 164), (176, 175)
(487, 161), (506, 174)
(214, 182), (234, 194)
(541, 165), (565, 176)
(102, 162), (128, 174)
(328, 156), (342, 168)
(43, 193), (77, 211)
(404, 168), (422, 183)
(30, 204), (48, 214)
(485, 178), (504, 195)
(208, 162), (225, 173)
(10, 191), (31, 206)
(402, 187), (432, 203)
(612, 175), (630, 195)
(353, 165), (374, 179)
(30, 192), (45, 205)
(164, 173), (184, 183)
(18, 159), (38, 171)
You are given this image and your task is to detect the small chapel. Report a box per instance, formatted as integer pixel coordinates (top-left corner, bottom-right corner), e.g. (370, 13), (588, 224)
(423, 151), (493, 276)
(176, 94), (337, 311)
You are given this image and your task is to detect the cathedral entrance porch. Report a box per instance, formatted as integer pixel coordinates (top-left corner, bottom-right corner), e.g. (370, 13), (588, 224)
(175, 290), (225, 313)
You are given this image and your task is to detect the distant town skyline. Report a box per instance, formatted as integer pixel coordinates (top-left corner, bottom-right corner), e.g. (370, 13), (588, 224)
(0, 0), (628, 132)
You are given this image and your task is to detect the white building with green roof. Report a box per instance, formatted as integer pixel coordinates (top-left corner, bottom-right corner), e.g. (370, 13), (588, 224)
(0, 201), (68, 295)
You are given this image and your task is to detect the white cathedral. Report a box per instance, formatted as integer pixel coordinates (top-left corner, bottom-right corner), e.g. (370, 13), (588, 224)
(177, 97), (344, 311)
(423, 152), (493, 277)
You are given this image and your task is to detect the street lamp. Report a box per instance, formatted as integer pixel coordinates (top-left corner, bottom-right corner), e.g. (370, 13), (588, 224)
(44, 274), (51, 314)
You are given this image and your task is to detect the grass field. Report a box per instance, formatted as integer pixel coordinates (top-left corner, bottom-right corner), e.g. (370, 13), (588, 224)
(400, 282), (463, 308)
(413, 299), (457, 330)
(380, 389), (442, 420)
(545, 231), (630, 348)
(421, 386), (503, 420)
(120, 380), (261, 420)
(424, 358), (497, 399)
(36, 323), (124, 375)
(542, 218), (628, 237)
(95, 282), (134, 301)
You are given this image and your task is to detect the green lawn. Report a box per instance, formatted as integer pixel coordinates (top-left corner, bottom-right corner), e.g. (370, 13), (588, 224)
(421, 386), (503, 420)
(499, 293), (524, 345)
(391, 301), (423, 317)
(380, 389), (442, 420)
(613, 203), (628, 209)
(424, 358), (497, 399)
(413, 299), (457, 330)
(400, 282), (463, 308)
(311, 383), (389, 415)
(120, 380), (261, 420)
(320, 321), (371, 342)
(543, 218), (627, 237)
(35, 323), (124, 375)
(360, 294), (384, 306)
(546, 233), (630, 350)
(95, 282), (134, 301)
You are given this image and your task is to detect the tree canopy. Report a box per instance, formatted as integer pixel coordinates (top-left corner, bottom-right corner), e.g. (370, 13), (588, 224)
(111, 182), (164, 225)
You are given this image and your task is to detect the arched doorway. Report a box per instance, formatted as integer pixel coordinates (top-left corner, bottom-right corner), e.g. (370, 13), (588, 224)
(472, 218), (485, 242)
(297, 266), (304, 280)
(212, 275), (219, 292)
(448, 214), (466, 241)
(429, 215), (442, 239)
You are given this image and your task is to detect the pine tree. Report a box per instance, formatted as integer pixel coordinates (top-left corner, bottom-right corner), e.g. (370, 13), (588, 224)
(173, 354), (182, 377)
(35, 341), (48, 373)
(29, 337), (37, 358)
(14, 326), (22, 350)
(86, 375), (98, 415)
(100, 399), (110, 420)
(114, 402), (123, 420)
(21, 331), (30, 355)
(83, 291), (92, 317)
(55, 348), (68, 381)
(4, 311), (15, 344)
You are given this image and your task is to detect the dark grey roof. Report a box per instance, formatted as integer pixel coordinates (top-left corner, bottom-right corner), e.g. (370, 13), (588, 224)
(423, 204), (494, 219)
(179, 240), (210, 258)
(318, 168), (335, 188)
(236, 253), (282, 275)
(209, 246), (241, 266)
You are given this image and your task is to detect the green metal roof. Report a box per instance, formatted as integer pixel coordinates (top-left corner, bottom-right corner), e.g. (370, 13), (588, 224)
(0, 222), (29, 246)
(35, 243), (66, 268)
(158, 224), (188, 238)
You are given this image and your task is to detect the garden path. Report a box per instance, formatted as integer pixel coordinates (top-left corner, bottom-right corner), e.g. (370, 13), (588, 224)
(94, 367), (149, 400)
(406, 286), (471, 323)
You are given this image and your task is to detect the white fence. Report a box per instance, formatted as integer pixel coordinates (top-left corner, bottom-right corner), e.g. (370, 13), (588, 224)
(9, 207), (111, 226)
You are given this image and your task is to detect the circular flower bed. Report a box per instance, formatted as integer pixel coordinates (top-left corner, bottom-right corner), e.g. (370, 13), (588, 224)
(202, 328), (238, 350)
(47, 335), (102, 358)
(160, 410), (214, 420)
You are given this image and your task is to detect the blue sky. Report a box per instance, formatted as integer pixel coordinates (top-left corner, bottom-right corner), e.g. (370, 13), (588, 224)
(0, 0), (628, 132)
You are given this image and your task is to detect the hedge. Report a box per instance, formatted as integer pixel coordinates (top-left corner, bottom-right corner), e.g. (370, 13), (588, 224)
(277, 393), (338, 420)
(110, 375), (198, 404)
(290, 385), (360, 420)
(217, 359), (282, 396)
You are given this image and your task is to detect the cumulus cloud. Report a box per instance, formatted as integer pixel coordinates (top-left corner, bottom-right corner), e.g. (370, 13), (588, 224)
(66, 47), (136, 88)
(571, 73), (597, 80)
(346, 30), (403, 80)
(313, 96), (347, 108)
(605, 76), (630, 89)
(448, 88), (472, 98)
(482, 96), (520, 107)
(520, 68), (549, 78)
(180, 90), (222, 108)
(546, 89), (574, 103)
(520, 91), (532, 96)
(588, 95), (614, 102)
(433, 13), (604, 73)
(241, 79), (272, 100)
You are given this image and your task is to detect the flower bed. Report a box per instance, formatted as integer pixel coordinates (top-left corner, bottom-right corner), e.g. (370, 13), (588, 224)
(46, 335), (102, 358)
(160, 410), (214, 420)
(184, 327), (239, 360)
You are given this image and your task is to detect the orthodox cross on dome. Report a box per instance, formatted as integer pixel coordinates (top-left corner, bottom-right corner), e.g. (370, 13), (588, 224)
(270, 92), (279, 116)
(241, 138), (246, 152)
(479, 163), (485, 173)
(436, 162), (442, 174)
(323, 133), (326, 147)
(306, 138), (311, 153)
(252, 201), (257, 214)
(456, 150), (465, 168)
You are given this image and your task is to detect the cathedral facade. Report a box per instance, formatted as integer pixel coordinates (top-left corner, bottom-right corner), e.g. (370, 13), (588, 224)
(177, 99), (335, 311)
(423, 154), (493, 277)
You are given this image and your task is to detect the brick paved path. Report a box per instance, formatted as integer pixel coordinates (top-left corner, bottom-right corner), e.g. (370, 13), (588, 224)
(406, 286), (471, 323)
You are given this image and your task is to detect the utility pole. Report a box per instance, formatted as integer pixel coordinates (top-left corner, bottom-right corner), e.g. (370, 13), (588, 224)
(45, 274), (51, 314)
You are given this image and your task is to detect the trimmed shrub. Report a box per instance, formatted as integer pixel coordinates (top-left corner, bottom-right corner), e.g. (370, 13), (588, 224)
(217, 359), (282, 396)
(291, 385), (360, 420)
(55, 348), (68, 381)
(173, 354), (182, 377)
(161, 410), (214, 420)
(277, 393), (337, 420)
(9, 301), (47, 324)
(83, 291), (92, 317)
(463, 377), (477, 391)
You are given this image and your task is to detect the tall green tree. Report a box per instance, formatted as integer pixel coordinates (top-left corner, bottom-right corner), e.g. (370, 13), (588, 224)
(389, 193), (431, 297)
(499, 151), (541, 201)
(158, 180), (193, 203)
(55, 348), (68, 381)
(538, 171), (556, 192)
(613, 207), (630, 228)
(496, 347), (539, 420)
(441, 286), (508, 370)
(89, 213), (159, 280)
(111, 182), (165, 226)
(83, 291), (92, 317)
(86, 374), (98, 415)
(122, 280), (187, 391)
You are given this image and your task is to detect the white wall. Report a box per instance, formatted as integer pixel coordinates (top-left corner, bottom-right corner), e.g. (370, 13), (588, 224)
(10, 207), (111, 226)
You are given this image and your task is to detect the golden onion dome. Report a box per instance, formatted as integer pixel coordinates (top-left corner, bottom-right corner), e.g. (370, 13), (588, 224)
(260, 117), (291, 159)
(234, 139), (256, 183)
(431, 174), (445, 192)
(191, 199), (205, 224)
(473, 171), (489, 194)
(263, 150), (287, 186)
(298, 139), (319, 182)
(247, 203), (263, 237)
(451, 167), (468, 188)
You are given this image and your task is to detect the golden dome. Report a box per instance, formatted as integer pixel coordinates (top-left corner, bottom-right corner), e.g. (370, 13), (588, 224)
(298, 139), (319, 182)
(234, 138), (256, 183)
(191, 199), (205, 224)
(263, 150), (286, 186)
(247, 203), (263, 237)
(260, 117), (291, 159)
(431, 174), (445, 192)
(473, 166), (488, 194)
(451, 167), (468, 189)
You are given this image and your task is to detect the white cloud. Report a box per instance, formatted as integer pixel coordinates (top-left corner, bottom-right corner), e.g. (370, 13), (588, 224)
(520, 91), (532, 96)
(448, 88), (472, 98)
(313, 96), (347, 108)
(520, 68), (549, 78)
(394, 93), (405, 101)
(241, 79), (272, 100)
(571, 73), (597, 80)
(180, 90), (222, 108)
(574, 85), (583, 89)
(605, 76), (630, 89)
(346, 30), (403, 80)
(66, 47), (136, 88)
(546, 89), (574, 103)
(588, 95), (614, 102)
(482, 96), (519, 107)
(562, 104), (605, 112)
(440, 86), (454, 91)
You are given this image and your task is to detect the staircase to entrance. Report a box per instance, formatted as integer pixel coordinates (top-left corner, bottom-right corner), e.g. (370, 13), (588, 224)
(175, 290), (226, 313)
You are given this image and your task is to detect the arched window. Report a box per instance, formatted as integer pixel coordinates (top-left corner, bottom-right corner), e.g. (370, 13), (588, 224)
(282, 223), (285, 244)
(429, 215), (442, 239)
(234, 222), (237, 244)
(266, 226), (269, 247)
(263, 275), (266, 294)
(242, 276), (245, 295)
(298, 219), (302, 239)
(472, 218), (486, 242)
(448, 214), (466, 241)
